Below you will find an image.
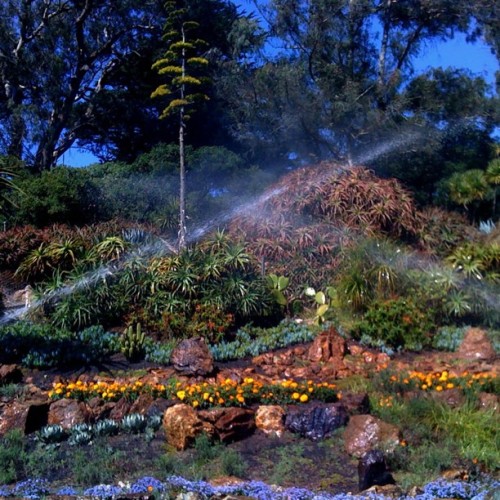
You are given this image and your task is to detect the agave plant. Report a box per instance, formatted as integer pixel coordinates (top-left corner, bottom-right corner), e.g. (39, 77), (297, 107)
(94, 419), (120, 437)
(38, 424), (67, 444)
(121, 413), (148, 434)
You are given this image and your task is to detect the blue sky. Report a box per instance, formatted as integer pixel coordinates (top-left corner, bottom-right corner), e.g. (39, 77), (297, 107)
(61, 1), (499, 167)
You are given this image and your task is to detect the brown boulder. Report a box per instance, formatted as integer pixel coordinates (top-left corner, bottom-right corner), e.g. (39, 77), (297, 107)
(171, 337), (214, 376)
(457, 328), (495, 361)
(163, 403), (213, 450)
(48, 399), (92, 429)
(0, 364), (23, 386)
(255, 405), (285, 437)
(344, 415), (400, 458)
(0, 399), (50, 435)
(307, 327), (346, 364)
(87, 396), (116, 421)
(199, 407), (255, 443)
(109, 397), (132, 421)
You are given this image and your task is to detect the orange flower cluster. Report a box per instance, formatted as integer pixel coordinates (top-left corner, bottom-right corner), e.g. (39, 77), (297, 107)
(388, 369), (497, 393)
(48, 377), (339, 408)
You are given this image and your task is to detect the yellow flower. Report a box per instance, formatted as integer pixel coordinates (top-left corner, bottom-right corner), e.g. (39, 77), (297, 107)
(236, 395), (245, 404)
(436, 385), (443, 392)
(55, 388), (63, 395)
(299, 394), (308, 403)
(292, 392), (300, 400)
(192, 400), (199, 408)
(177, 390), (186, 400)
(421, 384), (428, 390)
(203, 392), (210, 400)
(446, 383), (454, 389)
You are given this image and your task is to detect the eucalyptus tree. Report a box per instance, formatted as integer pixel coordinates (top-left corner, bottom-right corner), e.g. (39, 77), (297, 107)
(151, 0), (210, 250)
(0, 0), (162, 171)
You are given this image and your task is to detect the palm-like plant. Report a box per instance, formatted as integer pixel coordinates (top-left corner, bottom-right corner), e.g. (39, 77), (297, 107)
(448, 169), (491, 220)
(485, 158), (500, 215)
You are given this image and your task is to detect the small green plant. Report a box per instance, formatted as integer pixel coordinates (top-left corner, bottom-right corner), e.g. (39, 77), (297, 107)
(0, 429), (26, 484)
(94, 419), (120, 437)
(121, 413), (148, 434)
(68, 431), (93, 446)
(121, 323), (146, 362)
(38, 424), (67, 445)
(266, 273), (290, 307)
(304, 286), (336, 324)
(220, 448), (248, 477)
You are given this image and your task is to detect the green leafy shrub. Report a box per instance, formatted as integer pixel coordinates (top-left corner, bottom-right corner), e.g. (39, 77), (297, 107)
(354, 297), (434, 351)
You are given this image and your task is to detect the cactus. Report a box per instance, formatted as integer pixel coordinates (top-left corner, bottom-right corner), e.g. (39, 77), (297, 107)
(305, 286), (336, 324)
(266, 273), (290, 307)
(121, 323), (146, 362)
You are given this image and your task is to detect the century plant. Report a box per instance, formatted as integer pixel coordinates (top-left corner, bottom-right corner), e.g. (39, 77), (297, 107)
(151, 0), (210, 250)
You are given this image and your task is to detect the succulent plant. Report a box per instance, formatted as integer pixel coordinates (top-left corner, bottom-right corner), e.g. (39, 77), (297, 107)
(38, 424), (67, 444)
(121, 413), (148, 434)
(70, 423), (93, 436)
(68, 430), (93, 446)
(94, 419), (120, 437)
(120, 323), (146, 362)
(147, 414), (163, 431)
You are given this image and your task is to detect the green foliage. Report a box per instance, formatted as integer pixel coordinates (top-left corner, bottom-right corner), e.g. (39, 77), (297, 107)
(266, 273), (290, 307)
(72, 443), (124, 486)
(121, 414), (148, 434)
(0, 322), (120, 368)
(210, 319), (318, 361)
(220, 448), (247, 477)
(354, 297), (434, 351)
(121, 323), (146, 362)
(38, 425), (67, 445)
(0, 430), (26, 484)
(432, 325), (470, 351)
(304, 286), (336, 324)
(11, 167), (97, 226)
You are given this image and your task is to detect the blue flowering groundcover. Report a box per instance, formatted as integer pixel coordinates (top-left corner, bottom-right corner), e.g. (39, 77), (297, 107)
(0, 475), (498, 499)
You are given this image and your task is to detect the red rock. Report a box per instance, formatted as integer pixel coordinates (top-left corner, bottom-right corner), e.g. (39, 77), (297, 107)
(457, 328), (495, 361)
(129, 393), (155, 415)
(211, 407), (256, 443)
(307, 327), (346, 364)
(0, 364), (23, 385)
(87, 396), (116, 421)
(163, 404), (213, 450)
(171, 337), (214, 376)
(255, 405), (285, 437)
(48, 399), (92, 429)
(0, 399), (50, 435)
(344, 415), (400, 458)
(109, 397), (131, 420)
